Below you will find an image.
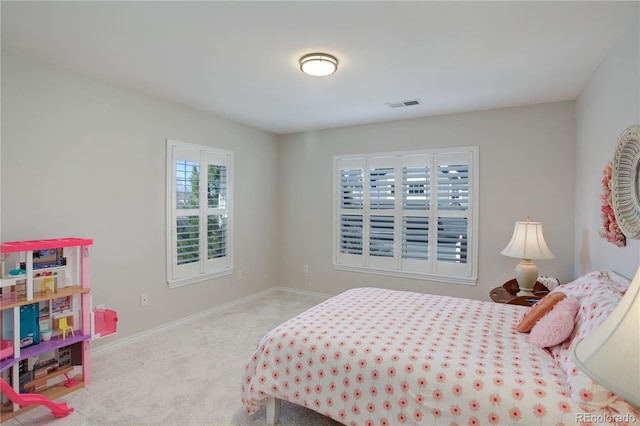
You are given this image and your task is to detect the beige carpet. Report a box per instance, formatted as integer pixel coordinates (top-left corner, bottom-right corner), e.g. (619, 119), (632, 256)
(3, 289), (342, 426)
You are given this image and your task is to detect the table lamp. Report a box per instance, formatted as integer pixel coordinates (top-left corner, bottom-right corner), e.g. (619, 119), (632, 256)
(572, 265), (640, 407)
(501, 218), (554, 296)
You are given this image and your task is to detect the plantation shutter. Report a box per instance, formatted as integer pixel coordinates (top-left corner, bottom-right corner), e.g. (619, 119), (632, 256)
(172, 146), (202, 280)
(435, 151), (473, 277)
(333, 148), (476, 284)
(368, 157), (396, 269)
(337, 158), (365, 264)
(401, 154), (432, 272)
(168, 140), (233, 288)
(204, 151), (232, 274)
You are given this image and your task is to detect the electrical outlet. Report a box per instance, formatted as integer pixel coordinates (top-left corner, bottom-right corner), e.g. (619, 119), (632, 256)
(95, 304), (105, 310)
(140, 293), (149, 306)
(238, 269), (244, 280)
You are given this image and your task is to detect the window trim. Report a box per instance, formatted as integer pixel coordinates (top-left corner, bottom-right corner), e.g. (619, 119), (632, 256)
(166, 139), (234, 289)
(332, 147), (478, 285)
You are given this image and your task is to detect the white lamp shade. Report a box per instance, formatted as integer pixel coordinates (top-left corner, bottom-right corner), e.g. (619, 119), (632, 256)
(501, 221), (554, 260)
(572, 266), (640, 406)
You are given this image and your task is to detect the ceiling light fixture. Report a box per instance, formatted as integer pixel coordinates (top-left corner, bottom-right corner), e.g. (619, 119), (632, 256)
(299, 53), (338, 77)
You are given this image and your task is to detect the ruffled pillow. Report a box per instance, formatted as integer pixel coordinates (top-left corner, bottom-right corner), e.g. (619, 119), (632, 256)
(528, 296), (579, 348)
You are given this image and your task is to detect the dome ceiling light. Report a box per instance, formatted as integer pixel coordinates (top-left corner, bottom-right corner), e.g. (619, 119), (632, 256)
(299, 53), (338, 77)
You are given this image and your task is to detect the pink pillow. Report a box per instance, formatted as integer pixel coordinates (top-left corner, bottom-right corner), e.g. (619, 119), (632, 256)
(528, 297), (580, 348)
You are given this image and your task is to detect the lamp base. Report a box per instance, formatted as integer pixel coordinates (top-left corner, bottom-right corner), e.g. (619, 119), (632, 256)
(515, 259), (538, 296)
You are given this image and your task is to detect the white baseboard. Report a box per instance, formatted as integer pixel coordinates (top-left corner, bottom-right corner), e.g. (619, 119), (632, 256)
(92, 285), (332, 355)
(273, 285), (333, 299)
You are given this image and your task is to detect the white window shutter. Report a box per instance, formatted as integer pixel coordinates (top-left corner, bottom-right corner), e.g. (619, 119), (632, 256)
(435, 151), (473, 277)
(167, 139), (234, 288)
(334, 148), (477, 284)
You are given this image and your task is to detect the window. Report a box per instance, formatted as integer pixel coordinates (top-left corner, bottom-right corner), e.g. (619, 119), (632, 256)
(333, 147), (478, 285)
(166, 139), (233, 288)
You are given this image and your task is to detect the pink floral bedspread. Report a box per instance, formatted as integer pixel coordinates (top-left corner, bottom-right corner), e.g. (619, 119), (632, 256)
(242, 288), (585, 425)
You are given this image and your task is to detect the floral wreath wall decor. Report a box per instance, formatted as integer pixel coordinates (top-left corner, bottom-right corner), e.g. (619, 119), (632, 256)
(599, 160), (626, 246)
(606, 124), (640, 243)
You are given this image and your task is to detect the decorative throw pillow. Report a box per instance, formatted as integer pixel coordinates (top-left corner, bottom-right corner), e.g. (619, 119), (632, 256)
(528, 296), (580, 348)
(516, 291), (567, 332)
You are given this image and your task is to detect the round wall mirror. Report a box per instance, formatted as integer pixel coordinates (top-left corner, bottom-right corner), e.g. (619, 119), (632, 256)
(611, 125), (640, 239)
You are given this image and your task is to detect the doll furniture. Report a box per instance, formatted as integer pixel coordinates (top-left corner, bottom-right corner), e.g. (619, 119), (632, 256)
(0, 238), (92, 421)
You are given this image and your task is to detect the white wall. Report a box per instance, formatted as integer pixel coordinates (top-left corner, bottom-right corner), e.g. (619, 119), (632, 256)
(575, 12), (640, 279)
(1, 54), (280, 346)
(2, 9), (637, 347)
(278, 102), (576, 301)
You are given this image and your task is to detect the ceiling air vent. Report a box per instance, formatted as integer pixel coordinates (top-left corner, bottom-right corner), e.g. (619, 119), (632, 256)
(386, 99), (422, 108)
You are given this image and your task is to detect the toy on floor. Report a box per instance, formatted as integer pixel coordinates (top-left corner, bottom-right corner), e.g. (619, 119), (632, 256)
(0, 378), (74, 418)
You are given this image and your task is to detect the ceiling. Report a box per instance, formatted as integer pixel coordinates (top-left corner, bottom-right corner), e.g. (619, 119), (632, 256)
(2, 1), (638, 135)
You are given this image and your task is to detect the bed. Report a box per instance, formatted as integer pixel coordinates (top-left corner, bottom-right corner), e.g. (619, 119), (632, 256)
(241, 270), (639, 425)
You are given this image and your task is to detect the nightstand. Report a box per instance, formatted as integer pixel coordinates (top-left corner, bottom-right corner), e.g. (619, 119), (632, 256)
(490, 278), (550, 306)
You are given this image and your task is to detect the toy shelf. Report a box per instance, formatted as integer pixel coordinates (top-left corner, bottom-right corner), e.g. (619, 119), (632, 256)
(0, 333), (90, 373)
(0, 237), (93, 422)
(0, 286), (88, 311)
(22, 365), (74, 389)
(26, 373), (84, 401)
(1, 266), (69, 286)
